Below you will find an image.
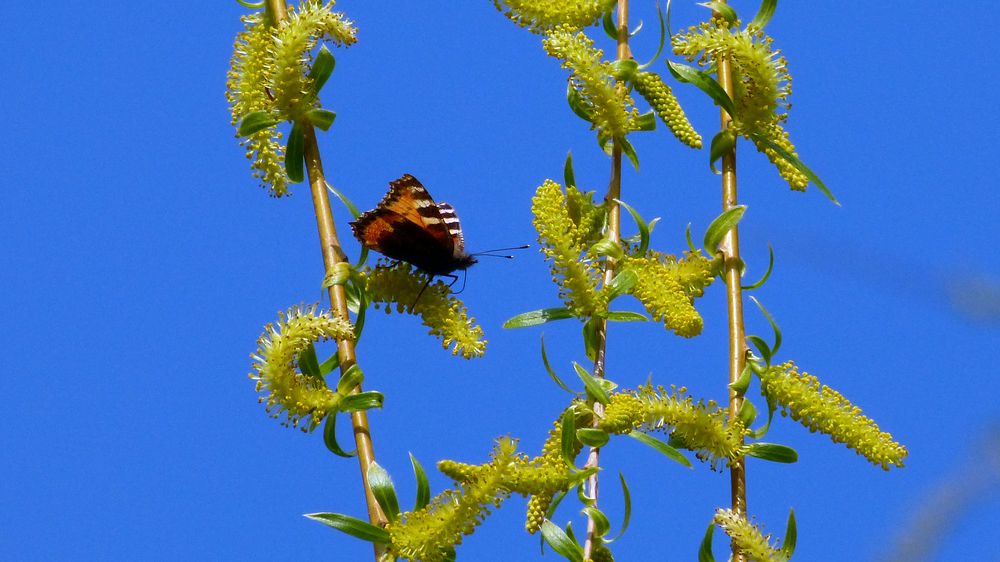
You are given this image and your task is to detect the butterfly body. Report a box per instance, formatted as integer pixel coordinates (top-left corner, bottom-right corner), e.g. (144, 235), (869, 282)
(350, 174), (477, 276)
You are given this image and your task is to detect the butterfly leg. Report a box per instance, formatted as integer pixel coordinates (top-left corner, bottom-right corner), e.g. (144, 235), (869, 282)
(411, 275), (435, 309)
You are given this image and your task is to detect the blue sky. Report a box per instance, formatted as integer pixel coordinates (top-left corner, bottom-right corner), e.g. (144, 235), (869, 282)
(2, 1), (998, 560)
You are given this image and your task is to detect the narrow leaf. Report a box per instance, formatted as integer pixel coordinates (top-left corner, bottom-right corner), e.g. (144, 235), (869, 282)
(606, 473), (632, 543)
(635, 111), (657, 131)
(409, 453), (431, 511)
(751, 133), (839, 205)
(564, 152), (576, 188)
(504, 308), (575, 329)
(574, 362), (610, 405)
(698, 2), (737, 24)
(541, 335), (577, 393)
(582, 318), (598, 362)
(748, 392), (777, 439)
(698, 523), (716, 562)
(606, 311), (648, 322)
(567, 83), (594, 123)
(709, 130), (736, 174)
(367, 463), (401, 522)
(339, 392), (383, 412)
(744, 442), (798, 463)
(750, 0), (778, 29)
(323, 412), (357, 458)
(582, 506), (611, 538)
(336, 364), (364, 395)
(602, 9), (617, 40)
(703, 205), (747, 253)
(541, 520), (584, 562)
(237, 110), (278, 137)
(741, 242), (774, 290)
(746, 334), (772, 365)
(298, 344), (322, 379)
(615, 199), (651, 255)
(605, 269), (638, 301)
(620, 136), (640, 171)
(309, 45), (336, 94)
(781, 508), (797, 559)
(729, 361), (753, 395)
(561, 410), (578, 467)
(749, 296), (782, 358)
(306, 108), (336, 131)
(737, 398), (758, 427)
(318, 350), (340, 376)
(628, 431), (692, 468)
(325, 180), (363, 219)
(285, 121), (306, 183)
(667, 60), (737, 118)
(576, 428), (610, 448)
(639, 0), (667, 69)
(304, 512), (390, 544)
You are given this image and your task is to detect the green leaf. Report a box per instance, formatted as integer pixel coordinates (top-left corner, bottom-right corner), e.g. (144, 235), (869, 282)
(741, 243), (774, 290)
(367, 462), (400, 522)
(606, 311), (648, 322)
(632, 110), (656, 131)
(561, 409), (578, 467)
(737, 398), (757, 427)
(541, 520), (584, 562)
(339, 392), (384, 412)
(582, 506), (611, 538)
(409, 453), (430, 511)
(746, 334), (773, 365)
(639, 0), (667, 70)
(318, 350), (340, 376)
(573, 362), (610, 405)
(336, 364), (364, 395)
(304, 512), (390, 544)
(606, 473), (631, 543)
(564, 152), (576, 188)
(685, 223), (697, 252)
(325, 180), (363, 219)
(750, 133), (839, 205)
(306, 108), (336, 131)
(698, 2), (737, 24)
(541, 335), (577, 393)
(503, 307), (575, 328)
(591, 238), (624, 260)
(703, 205), (747, 253)
(749, 296), (782, 358)
(667, 60), (737, 118)
(744, 442), (798, 463)
(604, 268), (638, 301)
(750, 0), (777, 29)
(576, 428), (610, 448)
(709, 129), (736, 174)
(781, 508), (797, 559)
(698, 522), (716, 562)
(285, 121), (306, 183)
(628, 431), (692, 467)
(237, 110), (278, 137)
(748, 391), (777, 439)
(620, 136), (640, 171)
(610, 59), (639, 82)
(729, 361), (753, 395)
(323, 412), (356, 458)
(582, 318), (598, 362)
(602, 9), (617, 40)
(309, 45), (336, 94)
(567, 83), (594, 123)
(615, 199), (651, 255)
(236, 0), (266, 8)
(298, 344), (322, 379)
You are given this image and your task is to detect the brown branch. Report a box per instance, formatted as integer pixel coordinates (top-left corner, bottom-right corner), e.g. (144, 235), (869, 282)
(265, 0), (387, 556)
(712, 4), (748, 562)
(582, 1), (629, 559)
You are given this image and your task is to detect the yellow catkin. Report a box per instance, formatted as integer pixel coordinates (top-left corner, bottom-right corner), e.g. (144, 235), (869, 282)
(365, 262), (486, 359)
(621, 251), (714, 337)
(249, 304), (354, 430)
(632, 71), (702, 148)
(493, 0), (615, 33)
(759, 362), (908, 469)
(713, 508), (788, 562)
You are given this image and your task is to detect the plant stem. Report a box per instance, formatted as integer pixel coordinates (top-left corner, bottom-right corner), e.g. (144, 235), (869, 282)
(583, 2), (629, 559)
(266, 0), (388, 552)
(712, 4), (748, 561)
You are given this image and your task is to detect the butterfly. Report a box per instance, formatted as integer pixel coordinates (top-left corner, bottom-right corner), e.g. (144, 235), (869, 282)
(350, 174), (478, 279)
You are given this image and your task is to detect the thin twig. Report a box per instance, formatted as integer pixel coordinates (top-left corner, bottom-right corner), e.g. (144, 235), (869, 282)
(582, 1), (629, 558)
(712, 3), (749, 561)
(265, 0), (388, 556)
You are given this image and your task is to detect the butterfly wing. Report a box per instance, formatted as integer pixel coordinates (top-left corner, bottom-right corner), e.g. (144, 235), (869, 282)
(351, 174), (468, 275)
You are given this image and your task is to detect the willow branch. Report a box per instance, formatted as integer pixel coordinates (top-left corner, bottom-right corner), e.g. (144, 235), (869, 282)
(266, 0), (388, 548)
(582, 1), (629, 559)
(712, 3), (748, 561)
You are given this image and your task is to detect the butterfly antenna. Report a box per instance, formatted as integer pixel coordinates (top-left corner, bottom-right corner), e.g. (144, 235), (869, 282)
(472, 244), (530, 258)
(411, 276), (433, 310)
